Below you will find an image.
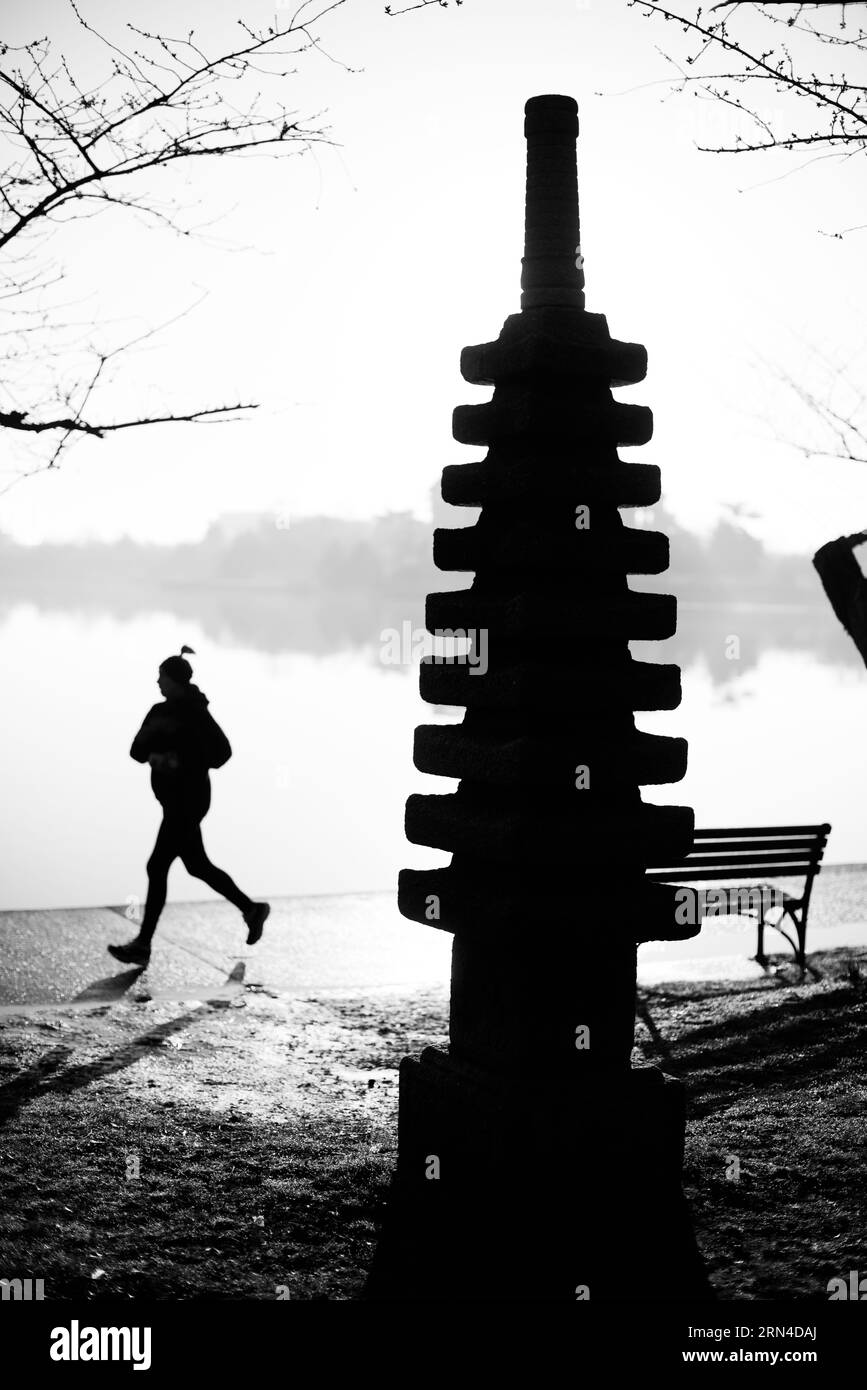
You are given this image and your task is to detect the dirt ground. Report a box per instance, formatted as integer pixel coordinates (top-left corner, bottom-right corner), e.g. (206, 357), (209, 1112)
(0, 946), (864, 1301)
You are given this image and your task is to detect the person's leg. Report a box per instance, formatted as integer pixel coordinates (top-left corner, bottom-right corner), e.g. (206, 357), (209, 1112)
(138, 816), (181, 947)
(110, 815), (180, 963)
(178, 821), (254, 915)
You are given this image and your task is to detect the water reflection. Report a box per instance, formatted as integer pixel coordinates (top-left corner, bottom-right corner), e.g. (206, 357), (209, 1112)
(0, 586), (865, 909)
(1, 584), (856, 694)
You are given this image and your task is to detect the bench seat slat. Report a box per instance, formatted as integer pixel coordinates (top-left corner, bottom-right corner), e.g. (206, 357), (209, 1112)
(646, 864), (819, 882)
(687, 837), (827, 854)
(644, 823), (829, 968)
(672, 850), (822, 869)
(694, 824), (830, 839)
(648, 883), (799, 907)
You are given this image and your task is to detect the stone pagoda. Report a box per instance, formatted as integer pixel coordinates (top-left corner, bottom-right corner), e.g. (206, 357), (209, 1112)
(367, 95), (709, 1302)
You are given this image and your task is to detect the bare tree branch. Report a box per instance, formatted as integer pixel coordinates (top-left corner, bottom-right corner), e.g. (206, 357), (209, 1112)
(629, 2), (867, 159)
(758, 342), (867, 466)
(0, 400), (256, 439)
(627, 2), (867, 470)
(385, 1), (460, 15)
(0, 0), (348, 472)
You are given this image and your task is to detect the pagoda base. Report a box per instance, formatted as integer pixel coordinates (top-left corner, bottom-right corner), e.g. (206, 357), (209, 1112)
(364, 1048), (711, 1302)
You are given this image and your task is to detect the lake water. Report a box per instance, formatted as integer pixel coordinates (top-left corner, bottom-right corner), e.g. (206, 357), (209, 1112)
(1, 590), (865, 912)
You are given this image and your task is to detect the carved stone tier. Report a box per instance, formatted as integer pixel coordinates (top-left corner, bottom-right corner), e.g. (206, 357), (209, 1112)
(365, 94), (710, 1304)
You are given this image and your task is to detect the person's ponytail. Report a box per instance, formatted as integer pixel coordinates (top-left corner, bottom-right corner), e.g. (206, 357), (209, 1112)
(159, 646), (196, 685)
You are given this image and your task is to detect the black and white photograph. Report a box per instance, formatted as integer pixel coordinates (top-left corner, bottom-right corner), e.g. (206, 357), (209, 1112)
(0, 0), (864, 1367)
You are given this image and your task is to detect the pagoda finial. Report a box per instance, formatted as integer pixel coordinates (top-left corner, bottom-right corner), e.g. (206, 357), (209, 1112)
(521, 94), (584, 312)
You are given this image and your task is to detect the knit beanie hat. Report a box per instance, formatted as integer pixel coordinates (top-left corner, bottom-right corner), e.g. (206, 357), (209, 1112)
(159, 645), (196, 684)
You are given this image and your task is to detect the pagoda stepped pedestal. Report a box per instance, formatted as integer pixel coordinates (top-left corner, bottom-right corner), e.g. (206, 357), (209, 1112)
(366, 95), (710, 1302)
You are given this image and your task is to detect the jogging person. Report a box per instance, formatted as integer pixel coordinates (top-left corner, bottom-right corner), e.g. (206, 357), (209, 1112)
(108, 646), (270, 966)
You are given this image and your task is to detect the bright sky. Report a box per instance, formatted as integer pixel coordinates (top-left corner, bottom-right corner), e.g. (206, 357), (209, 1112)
(1, 0), (865, 552)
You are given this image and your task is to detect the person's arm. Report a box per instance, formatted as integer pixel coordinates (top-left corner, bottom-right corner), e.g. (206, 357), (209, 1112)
(149, 752), (177, 769)
(130, 707), (159, 763)
(130, 707), (178, 764)
(179, 706), (232, 770)
(813, 531), (867, 667)
(200, 710), (232, 769)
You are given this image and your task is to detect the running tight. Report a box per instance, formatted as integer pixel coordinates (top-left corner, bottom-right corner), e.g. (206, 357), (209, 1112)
(140, 795), (252, 944)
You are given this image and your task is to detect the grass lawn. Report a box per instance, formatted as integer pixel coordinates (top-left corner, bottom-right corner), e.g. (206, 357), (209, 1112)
(0, 947), (863, 1300)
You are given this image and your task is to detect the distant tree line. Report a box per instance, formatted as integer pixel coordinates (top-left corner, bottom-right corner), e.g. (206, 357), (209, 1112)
(0, 503), (822, 603)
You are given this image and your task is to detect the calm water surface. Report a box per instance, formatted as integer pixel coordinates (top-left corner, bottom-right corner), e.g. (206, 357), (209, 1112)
(1, 594), (865, 912)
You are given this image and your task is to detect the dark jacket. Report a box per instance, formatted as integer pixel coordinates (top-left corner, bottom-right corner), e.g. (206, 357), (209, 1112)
(130, 684), (232, 806)
(813, 536), (867, 668)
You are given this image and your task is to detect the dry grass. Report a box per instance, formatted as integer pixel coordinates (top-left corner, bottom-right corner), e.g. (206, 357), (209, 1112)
(0, 949), (863, 1301)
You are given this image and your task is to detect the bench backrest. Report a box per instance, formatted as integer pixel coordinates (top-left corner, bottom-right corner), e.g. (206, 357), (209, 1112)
(646, 824), (831, 883)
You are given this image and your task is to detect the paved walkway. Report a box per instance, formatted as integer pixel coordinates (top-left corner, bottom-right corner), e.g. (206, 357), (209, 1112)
(0, 893), (449, 1014)
(2, 865), (867, 1013)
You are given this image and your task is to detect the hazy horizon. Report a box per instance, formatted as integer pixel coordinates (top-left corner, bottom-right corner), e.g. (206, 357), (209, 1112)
(0, 0), (865, 556)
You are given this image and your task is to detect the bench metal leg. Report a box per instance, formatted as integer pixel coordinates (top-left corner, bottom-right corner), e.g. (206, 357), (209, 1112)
(775, 908), (807, 971)
(790, 910), (807, 972)
(756, 907), (806, 971)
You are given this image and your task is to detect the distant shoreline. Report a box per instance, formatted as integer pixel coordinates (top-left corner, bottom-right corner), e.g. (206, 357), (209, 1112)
(0, 579), (833, 607)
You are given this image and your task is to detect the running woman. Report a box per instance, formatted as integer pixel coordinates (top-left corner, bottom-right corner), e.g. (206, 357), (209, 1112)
(109, 646), (270, 966)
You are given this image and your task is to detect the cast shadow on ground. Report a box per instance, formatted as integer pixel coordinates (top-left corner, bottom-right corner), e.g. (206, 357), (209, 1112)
(73, 966), (145, 1005)
(638, 951), (865, 1119)
(0, 1009), (205, 1131)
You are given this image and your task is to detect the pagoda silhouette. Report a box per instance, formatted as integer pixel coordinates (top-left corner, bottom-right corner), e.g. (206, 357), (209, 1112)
(366, 95), (710, 1302)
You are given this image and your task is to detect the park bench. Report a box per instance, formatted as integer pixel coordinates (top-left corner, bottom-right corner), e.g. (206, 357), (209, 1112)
(646, 823), (832, 970)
